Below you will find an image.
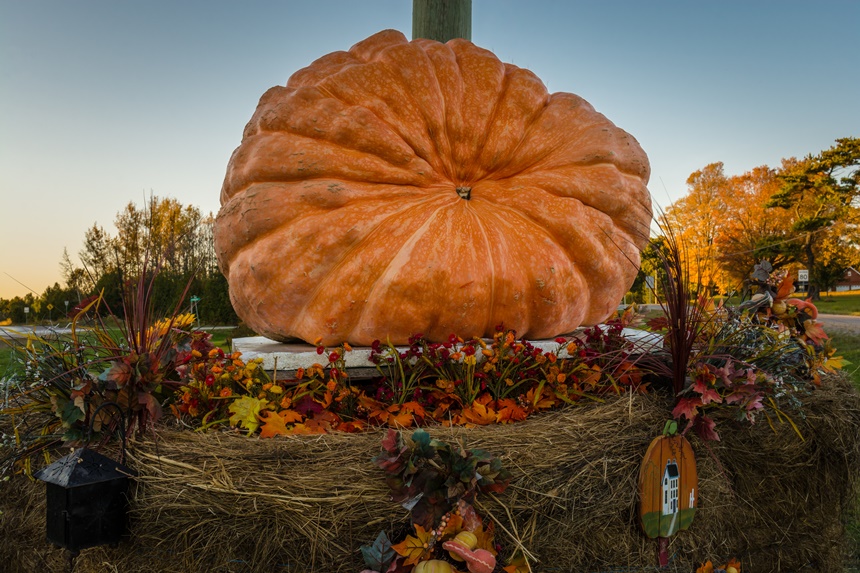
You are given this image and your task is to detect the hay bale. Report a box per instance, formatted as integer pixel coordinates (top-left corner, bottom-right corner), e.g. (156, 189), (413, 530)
(2, 377), (859, 573)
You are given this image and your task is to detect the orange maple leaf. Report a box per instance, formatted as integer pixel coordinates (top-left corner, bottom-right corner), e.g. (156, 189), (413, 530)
(460, 401), (497, 425)
(392, 524), (434, 566)
(524, 386), (555, 411)
(803, 319), (829, 345)
(303, 410), (341, 433)
(259, 410), (293, 439)
(495, 398), (527, 424)
(401, 401), (427, 421)
(336, 420), (366, 433)
(284, 423), (317, 435)
(386, 404), (415, 428)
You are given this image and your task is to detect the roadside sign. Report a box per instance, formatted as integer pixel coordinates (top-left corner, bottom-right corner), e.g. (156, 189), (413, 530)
(47, 303), (54, 310)
(798, 270), (809, 282)
(24, 307), (29, 314)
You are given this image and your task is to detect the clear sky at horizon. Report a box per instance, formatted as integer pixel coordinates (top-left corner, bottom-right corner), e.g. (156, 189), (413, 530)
(2, 0), (858, 299)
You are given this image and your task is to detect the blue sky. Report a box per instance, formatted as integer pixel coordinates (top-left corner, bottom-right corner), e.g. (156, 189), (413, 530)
(2, 0), (858, 298)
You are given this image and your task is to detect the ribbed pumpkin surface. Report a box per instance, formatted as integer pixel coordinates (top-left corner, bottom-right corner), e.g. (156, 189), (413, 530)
(215, 29), (652, 345)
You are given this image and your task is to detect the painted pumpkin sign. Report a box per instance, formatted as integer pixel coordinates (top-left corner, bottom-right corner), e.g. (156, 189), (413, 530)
(214, 29), (652, 346)
(638, 434), (697, 539)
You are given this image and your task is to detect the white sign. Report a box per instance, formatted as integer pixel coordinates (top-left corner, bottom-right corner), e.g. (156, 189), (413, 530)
(24, 307), (29, 314)
(798, 270), (809, 282)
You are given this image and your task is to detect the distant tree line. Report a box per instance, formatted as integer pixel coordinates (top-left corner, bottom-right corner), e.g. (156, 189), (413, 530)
(0, 195), (238, 325)
(630, 137), (860, 302)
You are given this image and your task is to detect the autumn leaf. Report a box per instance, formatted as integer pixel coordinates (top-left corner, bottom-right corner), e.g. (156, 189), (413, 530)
(391, 524), (434, 566)
(503, 552), (532, 573)
(671, 396), (702, 422)
(802, 319), (829, 345)
(284, 423), (318, 435)
(436, 512), (464, 541)
(824, 355), (848, 370)
(138, 391), (162, 421)
(100, 359), (133, 387)
(259, 410), (302, 438)
(693, 414), (720, 442)
(495, 398), (527, 424)
(524, 385), (555, 411)
(387, 405), (415, 428)
(304, 410), (341, 433)
(775, 272), (796, 300)
(472, 522), (496, 555)
(228, 395), (267, 435)
(696, 560), (715, 573)
(337, 420), (367, 433)
(401, 401), (427, 423)
(316, 390), (333, 409)
(460, 400), (497, 425)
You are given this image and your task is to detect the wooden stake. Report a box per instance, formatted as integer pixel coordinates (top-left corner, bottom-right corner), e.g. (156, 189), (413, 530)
(412, 0), (472, 42)
(658, 536), (669, 567)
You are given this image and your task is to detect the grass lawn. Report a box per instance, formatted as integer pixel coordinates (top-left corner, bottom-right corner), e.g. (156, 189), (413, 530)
(0, 342), (18, 379)
(811, 291), (860, 316)
(830, 330), (860, 390)
(712, 290), (860, 315)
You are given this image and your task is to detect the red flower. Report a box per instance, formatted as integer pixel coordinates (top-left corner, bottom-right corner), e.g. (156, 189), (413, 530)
(205, 375), (215, 387)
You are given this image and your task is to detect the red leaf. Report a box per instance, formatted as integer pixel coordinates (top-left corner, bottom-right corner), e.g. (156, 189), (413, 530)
(672, 396), (702, 422)
(693, 414), (720, 441)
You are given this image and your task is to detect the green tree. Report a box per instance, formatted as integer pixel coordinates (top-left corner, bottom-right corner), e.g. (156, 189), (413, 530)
(78, 223), (115, 284)
(767, 137), (860, 300)
(61, 194), (234, 325)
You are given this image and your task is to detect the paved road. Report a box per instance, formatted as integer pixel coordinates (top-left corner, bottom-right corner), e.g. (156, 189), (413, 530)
(0, 324), (236, 341)
(818, 314), (860, 334)
(0, 325), (74, 340)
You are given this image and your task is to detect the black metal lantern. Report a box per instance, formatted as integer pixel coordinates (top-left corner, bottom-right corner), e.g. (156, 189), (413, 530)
(33, 404), (135, 555)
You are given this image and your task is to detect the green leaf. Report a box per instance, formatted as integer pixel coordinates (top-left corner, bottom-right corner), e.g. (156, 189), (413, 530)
(59, 396), (85, 428)
(411, 428), (435, 458)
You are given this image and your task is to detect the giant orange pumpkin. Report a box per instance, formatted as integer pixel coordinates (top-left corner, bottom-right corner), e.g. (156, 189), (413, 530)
(215, 29), (652, 346)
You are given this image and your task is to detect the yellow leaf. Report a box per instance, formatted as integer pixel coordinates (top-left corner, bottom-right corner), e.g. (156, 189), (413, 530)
(228, 396), (267, 435)
(824, 355), (848, 370)
(392, 524), (434, 566)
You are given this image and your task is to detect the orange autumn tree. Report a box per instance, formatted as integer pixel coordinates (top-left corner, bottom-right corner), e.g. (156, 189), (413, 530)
(714, 166), (795, 288)
(664, 163), (728, 294)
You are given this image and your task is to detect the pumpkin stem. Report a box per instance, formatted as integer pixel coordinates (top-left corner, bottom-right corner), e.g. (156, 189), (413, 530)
(456, 187), (472, 200)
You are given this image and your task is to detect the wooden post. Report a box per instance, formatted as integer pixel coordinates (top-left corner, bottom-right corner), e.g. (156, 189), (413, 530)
(412, 0), (472, 42)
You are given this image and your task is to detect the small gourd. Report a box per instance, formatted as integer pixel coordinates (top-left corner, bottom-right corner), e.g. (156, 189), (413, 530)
(446, 530), (478, 561)
(414, 559), (455, 573)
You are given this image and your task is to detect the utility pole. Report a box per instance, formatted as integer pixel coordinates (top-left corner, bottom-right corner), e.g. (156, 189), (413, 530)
(412, 0), (472, 42)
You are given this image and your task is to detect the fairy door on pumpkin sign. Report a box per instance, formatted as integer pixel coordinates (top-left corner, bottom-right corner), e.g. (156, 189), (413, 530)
(638, 433), (697, 539)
